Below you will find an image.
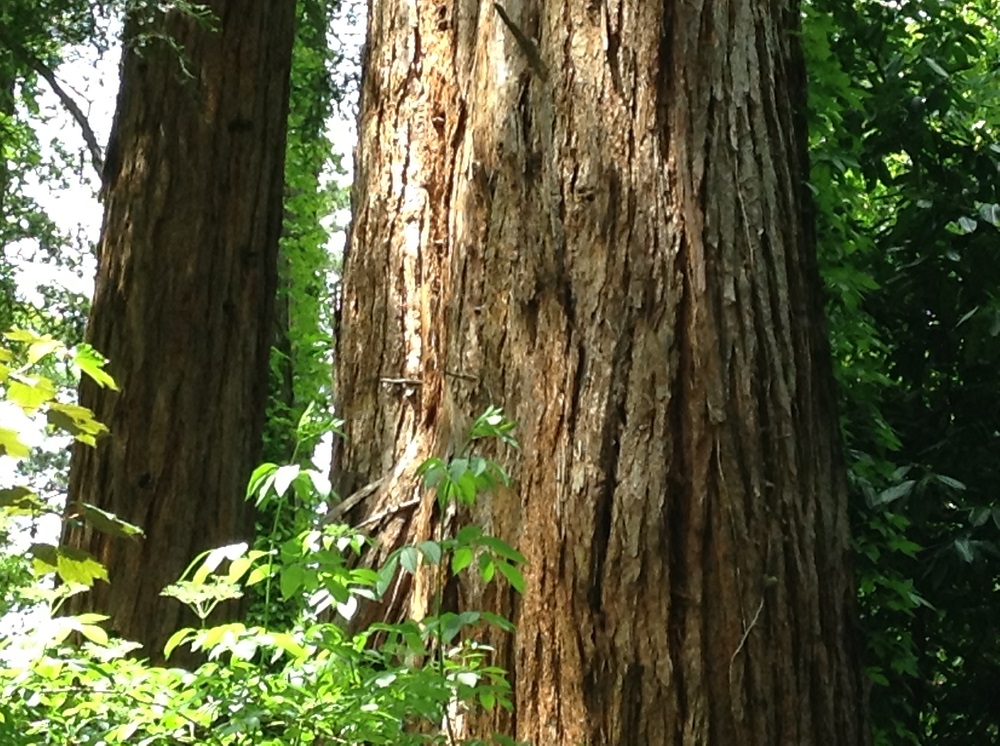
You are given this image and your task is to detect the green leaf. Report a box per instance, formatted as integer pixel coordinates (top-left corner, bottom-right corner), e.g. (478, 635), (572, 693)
(0, 486), (46, 514)
(456, 524), (483, 544)
(227, 555), (254, 583)
(416, 457), (446, 488)
(107, 723), (141, 741)
(65, 501), (144, 539)
(164, 628), (194, 659)
(29, 542), (59, 574)
(376, 553), (400, 597)
(933, 474), (966, 491)
(448, 458), (470, 481)
(452, 546), (474, 573)
(247, 564), (273, 586)
(481, 610), (516, 632)
(439, 613), (463, 643)
(954, 538), (974, 563)
(53, 546), (109, 587)
(866, 667), (889, 687)
(872, 480), (915, 507)
(957, 216), (977, 234)
(280, 563), (306, 599)
(923, 56), (949, 78)
(970, 507), (990, 527)
(0, 428), (31, 459)
(478, 535), (527, 564)
(417, 540), (442, 565)
(197, 622), (246, 655)
(4, 329), (46, 344)
(78, 623), (109, 646)
(193, 543), (249, 584)
(46, 403), (110, 444)
(479, 554), (495, 583)
(455, 471), (478, 505)
(21, 336), (56, 365)
(71, 344), (118, 390)
(246, 462), (278, 499)
(496, 561), (526, 593)
(7, 376), (56, 412)
(399, 546), (419, 574)
(979, 202), (1000, 227)
(266, 631), (307, 659)
(273, 464), (301, 497)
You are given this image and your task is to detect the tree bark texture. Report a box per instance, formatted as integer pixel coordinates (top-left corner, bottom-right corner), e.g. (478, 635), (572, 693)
(336, 0), (868, 743)
(62, 2), (296, 662)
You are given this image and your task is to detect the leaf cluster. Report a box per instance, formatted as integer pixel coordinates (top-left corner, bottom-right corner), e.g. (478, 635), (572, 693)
(1, 384), (527, 744)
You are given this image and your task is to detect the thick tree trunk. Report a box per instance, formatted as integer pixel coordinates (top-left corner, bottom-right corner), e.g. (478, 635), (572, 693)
(336, 0), (868, 742)
(61, 2), (296, 662)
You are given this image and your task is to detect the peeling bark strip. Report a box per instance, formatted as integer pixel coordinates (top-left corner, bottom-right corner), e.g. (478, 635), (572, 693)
(62, 2), (296, 663)
(337, 0), (869, 743)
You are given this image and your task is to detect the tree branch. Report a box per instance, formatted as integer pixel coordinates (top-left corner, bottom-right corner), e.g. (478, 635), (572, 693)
(23, 54), (105, 182)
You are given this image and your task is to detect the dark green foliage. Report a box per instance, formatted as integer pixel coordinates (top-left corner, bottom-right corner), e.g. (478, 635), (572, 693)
(807, 1), (1000, 741)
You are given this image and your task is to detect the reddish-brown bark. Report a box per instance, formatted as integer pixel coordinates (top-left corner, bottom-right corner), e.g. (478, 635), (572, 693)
(336, 0), (869, 742)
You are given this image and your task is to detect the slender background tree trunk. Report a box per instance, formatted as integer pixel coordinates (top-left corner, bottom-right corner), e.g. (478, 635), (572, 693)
(336, 0), (869, 742)
(61, 2), (296, 662)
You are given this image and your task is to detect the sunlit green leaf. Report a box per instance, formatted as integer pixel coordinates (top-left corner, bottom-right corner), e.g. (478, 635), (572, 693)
(53, 546), (109, 587)
(7, 376), (56, 412)
(0, 427), (31, 459)
(164, 628), (194, 660)
(280, 563), (306, 599)
(246, 462), (278, 499)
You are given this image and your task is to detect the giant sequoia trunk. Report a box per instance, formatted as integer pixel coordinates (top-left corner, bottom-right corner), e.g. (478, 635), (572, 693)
(336, 0), (868, 742)
(61, 2), (295, 662)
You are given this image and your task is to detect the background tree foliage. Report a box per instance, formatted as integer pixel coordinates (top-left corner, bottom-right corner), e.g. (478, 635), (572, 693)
(0, 0), (111, 337)
(807, 0), (1000, 742)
